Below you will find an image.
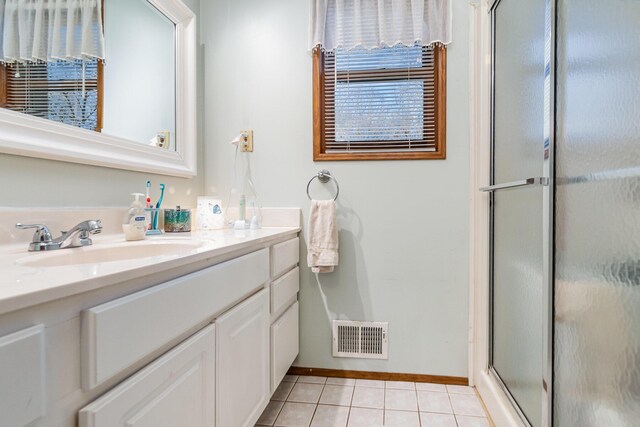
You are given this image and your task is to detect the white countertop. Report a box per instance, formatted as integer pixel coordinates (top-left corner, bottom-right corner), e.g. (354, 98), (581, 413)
(0, 227), (299, 316)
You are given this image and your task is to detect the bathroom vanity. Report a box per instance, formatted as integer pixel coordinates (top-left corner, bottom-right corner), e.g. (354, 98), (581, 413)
(0, 210), (300, 427)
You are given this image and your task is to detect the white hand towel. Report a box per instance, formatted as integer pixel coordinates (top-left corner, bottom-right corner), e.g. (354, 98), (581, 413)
(307, 200), (339, 273)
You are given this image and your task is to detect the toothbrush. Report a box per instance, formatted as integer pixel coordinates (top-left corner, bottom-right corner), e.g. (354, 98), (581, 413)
(145, 180), (151, 208)
(153, 183), (165, 229)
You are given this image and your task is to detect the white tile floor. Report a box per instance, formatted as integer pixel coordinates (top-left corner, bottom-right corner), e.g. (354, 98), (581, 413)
(256, 375), (493, 427)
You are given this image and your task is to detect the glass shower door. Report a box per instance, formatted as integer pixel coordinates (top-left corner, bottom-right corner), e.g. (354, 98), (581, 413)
(554, 0), (640, 425)
(486, 0), (550, 425)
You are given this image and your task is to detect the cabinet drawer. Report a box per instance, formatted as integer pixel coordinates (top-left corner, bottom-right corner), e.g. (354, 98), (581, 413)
(82, 248), (269, 390)
(0, 325), (46, 426)
(271, 266), (299, 316)
(79, 324), (216, 427)
(271, 301), (299, 393)
(271, 237), (299, 278)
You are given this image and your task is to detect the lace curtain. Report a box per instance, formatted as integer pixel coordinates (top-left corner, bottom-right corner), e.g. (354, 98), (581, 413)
(0, 0), (105, 63)
(309, 0), (452, 51)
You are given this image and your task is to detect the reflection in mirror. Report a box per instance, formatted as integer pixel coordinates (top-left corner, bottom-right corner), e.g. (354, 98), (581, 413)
(0, 0), (195, 177)
(0, 0), (176, 150)
(2, 59), (102, 130)
(0, 0), (105, 129)
(103, 0), (176, 150)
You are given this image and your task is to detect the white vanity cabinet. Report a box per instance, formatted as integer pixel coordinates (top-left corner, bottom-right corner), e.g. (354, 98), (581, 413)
(79, 324), (216, 427)
(269, 238), (300, 392)
(0, 325), (46, 426)
(0, 231), (300, 427)
(216, 288), (270, 427)
(80, 249), (270, 391)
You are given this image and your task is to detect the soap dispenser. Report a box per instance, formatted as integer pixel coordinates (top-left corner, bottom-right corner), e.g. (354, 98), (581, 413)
(123, 193), (148, 241)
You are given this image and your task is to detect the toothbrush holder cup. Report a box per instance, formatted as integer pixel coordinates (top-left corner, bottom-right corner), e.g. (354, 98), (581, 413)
(145, 208), (163, 235)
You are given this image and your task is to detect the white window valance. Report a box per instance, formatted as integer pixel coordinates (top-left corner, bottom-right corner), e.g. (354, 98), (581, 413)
(309, 0), (452, 52)
(0, 0), (105, 63)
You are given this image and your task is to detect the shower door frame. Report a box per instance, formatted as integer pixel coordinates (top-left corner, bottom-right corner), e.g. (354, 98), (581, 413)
(470, 0), (555, 426)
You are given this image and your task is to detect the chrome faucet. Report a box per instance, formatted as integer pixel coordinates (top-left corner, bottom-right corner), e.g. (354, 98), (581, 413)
(16, 220), (103, 251)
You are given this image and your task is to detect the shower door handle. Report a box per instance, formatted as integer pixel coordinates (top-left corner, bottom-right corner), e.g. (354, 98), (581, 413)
(479, 177), (549, 192)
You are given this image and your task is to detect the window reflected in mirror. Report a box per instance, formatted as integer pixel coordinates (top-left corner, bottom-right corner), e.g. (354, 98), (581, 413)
(0, 0), (176, 150)
(1, 60), (102, 131)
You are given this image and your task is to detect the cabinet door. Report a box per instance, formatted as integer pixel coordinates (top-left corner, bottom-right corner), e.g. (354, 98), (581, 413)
(216, 288), (270, 427)
(0, 325), (46, 426)
(79, 324), (215, 427)
(271, 301), (299, 393)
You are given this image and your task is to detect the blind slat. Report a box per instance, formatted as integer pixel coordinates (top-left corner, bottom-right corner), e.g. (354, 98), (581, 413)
(322, 45), (439, 153)
(4, 60), (100, 131)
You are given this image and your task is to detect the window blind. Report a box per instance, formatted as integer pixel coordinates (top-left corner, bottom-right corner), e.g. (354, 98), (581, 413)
(3, 60), (100, 131)
(322, 45), (439, 153)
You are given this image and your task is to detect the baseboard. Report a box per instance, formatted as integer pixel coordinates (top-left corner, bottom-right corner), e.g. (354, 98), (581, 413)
(288, 367), (468, 386)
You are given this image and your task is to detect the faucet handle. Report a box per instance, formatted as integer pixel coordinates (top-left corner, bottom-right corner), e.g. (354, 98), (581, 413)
(15, 223), (53, 243)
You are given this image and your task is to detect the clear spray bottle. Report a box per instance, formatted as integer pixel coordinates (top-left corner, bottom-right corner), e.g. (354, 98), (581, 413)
(227, 132), (262, 229)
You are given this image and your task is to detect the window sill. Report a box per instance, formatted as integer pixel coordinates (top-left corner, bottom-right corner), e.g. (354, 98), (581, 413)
(313, 151), (447, 161)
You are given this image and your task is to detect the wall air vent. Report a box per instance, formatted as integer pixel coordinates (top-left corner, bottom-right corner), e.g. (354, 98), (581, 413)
(332, 320), (388, 359)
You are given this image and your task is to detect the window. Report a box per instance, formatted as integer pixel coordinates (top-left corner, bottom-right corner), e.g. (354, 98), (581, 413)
(0, 59), (103, 132)
(313, 44), (446, 161)
(0, 0), (105, 132)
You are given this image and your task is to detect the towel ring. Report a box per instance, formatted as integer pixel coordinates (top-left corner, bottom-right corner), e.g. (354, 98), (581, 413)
(307, 170), (339, 201)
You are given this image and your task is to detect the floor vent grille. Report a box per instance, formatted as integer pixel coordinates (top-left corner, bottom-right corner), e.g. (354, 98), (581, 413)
(332, 320), (388, 359)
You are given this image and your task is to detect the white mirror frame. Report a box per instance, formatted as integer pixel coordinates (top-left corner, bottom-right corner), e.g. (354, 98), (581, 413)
(0, 0), (197, 177)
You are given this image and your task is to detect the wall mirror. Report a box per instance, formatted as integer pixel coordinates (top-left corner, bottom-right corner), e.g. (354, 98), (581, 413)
(0, 0), (196, 177)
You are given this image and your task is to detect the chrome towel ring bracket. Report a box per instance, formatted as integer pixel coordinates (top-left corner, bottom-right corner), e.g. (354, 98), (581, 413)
(307, 169), (340, 201)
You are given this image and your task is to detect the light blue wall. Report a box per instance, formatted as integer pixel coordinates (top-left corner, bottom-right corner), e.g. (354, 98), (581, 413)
(0, 0), (471, 378)
(201, 0), (471, 376)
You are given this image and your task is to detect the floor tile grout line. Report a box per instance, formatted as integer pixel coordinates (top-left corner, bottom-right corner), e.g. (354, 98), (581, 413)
(348, 382), (355, 407)
(307, 403), (318, 427)
(273, 376), (300, 427)
(345, 404), (351, 427)
(346, 404), (353, 427)
(414, 381), (423, 427)
(271, 400), (285, 427)
(446, 392), (461, 427)
(285, 375), (298, 400)
(308, 379), (327, 426)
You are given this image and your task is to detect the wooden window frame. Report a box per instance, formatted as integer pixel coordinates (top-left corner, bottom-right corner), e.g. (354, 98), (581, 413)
(313, 45), (447, 161)
(0, 66), (7, 109)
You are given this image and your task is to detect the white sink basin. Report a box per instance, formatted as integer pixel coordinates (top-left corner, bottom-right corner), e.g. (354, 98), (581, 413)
(16, 240), (207, 268)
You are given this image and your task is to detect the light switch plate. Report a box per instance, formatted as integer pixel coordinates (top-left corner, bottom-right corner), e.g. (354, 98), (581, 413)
(156, 131), (170, 149)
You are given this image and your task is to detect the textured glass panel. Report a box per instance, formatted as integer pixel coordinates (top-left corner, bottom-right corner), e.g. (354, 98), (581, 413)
(554, 0), (640, 425)
(492, 1), (546, 425)
(493, 0), (546, 183)
(493, 188), (543, 427)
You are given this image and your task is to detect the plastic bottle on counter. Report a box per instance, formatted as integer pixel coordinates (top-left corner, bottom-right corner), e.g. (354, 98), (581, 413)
(123, 193), (148, 241)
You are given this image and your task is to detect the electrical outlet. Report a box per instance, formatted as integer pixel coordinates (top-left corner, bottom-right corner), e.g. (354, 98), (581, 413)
(240, 130), (253, 152)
